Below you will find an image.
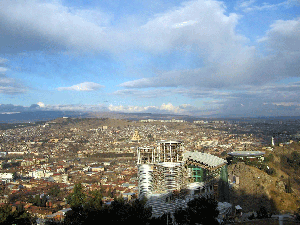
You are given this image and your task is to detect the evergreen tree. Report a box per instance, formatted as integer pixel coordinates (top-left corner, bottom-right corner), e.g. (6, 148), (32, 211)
(63, 196), (152, 225)
(0, 204), (12, 224)
(48, 185), (61, 198)
(84, 190), (103, 211)
(256, 206), (270, 219)
(149, 213), (173, 225)
(0, 204), (34, 225)
(174, 207), (190, 225)
(173, 197), (219, 225)
(186, 197), (219, 225)
(67, 183), (86, 209)
(127, 198), (152, 224)
(187, 197), (219, 225)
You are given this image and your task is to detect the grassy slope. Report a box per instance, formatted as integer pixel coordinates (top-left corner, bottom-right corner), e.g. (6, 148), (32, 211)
(228, 142), (300, 213)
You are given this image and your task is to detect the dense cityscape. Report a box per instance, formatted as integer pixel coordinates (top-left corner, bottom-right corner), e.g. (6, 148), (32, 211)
(0, 116), (299, 224)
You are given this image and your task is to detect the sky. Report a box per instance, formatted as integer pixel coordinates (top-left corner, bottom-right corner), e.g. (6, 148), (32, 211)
(0, 0), (300, 117)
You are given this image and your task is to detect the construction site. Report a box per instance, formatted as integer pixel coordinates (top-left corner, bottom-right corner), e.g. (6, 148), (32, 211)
(137, 140), (230, 218)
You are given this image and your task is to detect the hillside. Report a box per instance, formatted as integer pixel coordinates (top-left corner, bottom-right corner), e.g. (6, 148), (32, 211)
(228, 142), (300, 214)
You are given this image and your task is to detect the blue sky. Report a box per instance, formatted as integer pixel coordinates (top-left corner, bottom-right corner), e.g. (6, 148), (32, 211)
(0, 0), (300, 117)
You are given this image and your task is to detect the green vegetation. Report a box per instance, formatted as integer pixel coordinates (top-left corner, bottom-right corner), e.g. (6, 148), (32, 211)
(66, 183), (86, 209)
(244, 160), (276, 176)
(229, 153), (277, 176)
(47, 182), (219, 225)
(295, 208), (300, 222)
(220, 151), (227, 157)
(2, 161), (21, 169)
(256, 206), (272, 219)
(174, 197), (219, 225)
(275, 143), (300, 194)
(48, 185), (61, 198)
(62, 197), (152, 225)
(0, 204), (34, 225)
(29, 194), (48, 207)
(280, 151), (300, 170)
(264, 153), (274, 163)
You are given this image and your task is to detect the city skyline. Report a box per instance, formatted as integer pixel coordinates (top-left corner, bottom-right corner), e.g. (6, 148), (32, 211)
(0, 0), (300, 117)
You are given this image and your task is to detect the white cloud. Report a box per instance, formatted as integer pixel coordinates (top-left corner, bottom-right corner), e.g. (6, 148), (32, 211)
(237, 0), (256, 9)
(113, 88), (174, 98)
(236, 0), (299, 12)
(107, 102), (224, 116)
(136, 0), (244, 56)
(160, 103), (178, 112)
(119, 52), (259, 89)
(119, 78), (153, 88)
(1, 0), (300, 117)
(0, 86), (25, 95)
(0, 58), (8, 64)
(115, 77), (300, 117)
(0, 67), (8, 74)
(0, 0), (114, 53)
(259, 17), (300, 53)
(254, 18), (300, 83)
(0, 0), (245, 56)
(172, 20), (198, 28)
(57, 82), (104, 91)
(108, 103), (187, 114)
(120, 16), (300, 89)
(25, 102), (194, 115)
(44, 104), (108, 112)
(116, 78), (300, 116)
(108, 105), (156, 113)
(0, 73), (27, 95)
(0, 57), (27, 95)
(0, 103), (104, 113)
(272, 102), (300, 106)
(37, 102), (45, 108)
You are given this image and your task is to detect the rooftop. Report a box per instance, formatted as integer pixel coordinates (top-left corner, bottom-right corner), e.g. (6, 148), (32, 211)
(183, 151), (227, 168)
(158, 140), (182, 144)
(228, 151), (265, 157)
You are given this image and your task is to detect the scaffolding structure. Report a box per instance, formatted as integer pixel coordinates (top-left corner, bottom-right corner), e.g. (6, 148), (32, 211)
(137, 147), (155, 164)
(138, 164), (154, 198)
(153, 162), (185, 193)
(137, 141), (187, 197)
(137, 141), (228, 201)
(137, 141), (230, 219)
(137, 147), (155, 198)
(157, 140), (184, 163)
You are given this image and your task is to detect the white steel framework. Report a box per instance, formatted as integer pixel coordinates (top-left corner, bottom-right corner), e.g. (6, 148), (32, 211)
(138, 164), (153, 198)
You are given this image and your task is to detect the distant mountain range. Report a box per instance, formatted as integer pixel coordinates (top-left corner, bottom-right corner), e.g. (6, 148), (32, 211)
(0, 110), (299, 124)
(0, 111), (197, 123)
(0, 111), (88, 123)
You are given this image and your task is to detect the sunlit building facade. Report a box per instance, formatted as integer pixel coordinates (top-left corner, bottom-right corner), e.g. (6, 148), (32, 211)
(137, 140), (229, 217)
(137, 141), (228, 199)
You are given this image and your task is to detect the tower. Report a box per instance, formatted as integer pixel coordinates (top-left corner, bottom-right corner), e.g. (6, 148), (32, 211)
(131, 130), (142, 143)
(138, 142), (229, 218)
(154, 140), (186, 193)
(137, 147), (155, 198)
(271, 137), (275, 146)
(157, 140), (184, 163)
(137, 141), (228, 200)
